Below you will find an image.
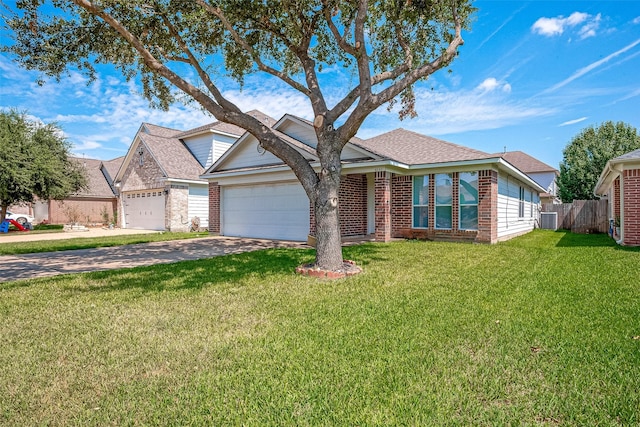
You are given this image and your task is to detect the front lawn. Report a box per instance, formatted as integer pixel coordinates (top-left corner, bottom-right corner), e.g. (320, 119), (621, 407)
(1, 230), (638, 425)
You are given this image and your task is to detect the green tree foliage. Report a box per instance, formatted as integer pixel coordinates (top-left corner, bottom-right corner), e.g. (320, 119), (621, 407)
(3, 0), (473, 271)
(558, 121), (640, 202)
(0, 110), (88, 220)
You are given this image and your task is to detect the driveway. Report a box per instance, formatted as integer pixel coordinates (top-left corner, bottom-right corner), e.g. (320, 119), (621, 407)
(0, 236), (306, 282)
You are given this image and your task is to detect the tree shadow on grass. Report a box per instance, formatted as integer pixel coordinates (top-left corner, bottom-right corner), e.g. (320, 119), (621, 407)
(555, 231), (640, 251)
(59, 243), (390, 294)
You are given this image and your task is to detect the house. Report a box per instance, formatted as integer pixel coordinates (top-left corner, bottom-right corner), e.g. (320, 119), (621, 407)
(29, 156), (124, 224)
(113, 116), (252, 231)
(499, 151), (560, 204)
(594, 148), (640, 246)
(202, 114), (545, 244)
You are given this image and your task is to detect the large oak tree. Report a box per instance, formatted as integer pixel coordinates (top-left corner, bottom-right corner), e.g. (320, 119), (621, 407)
(4, 0), (473, 271)
(0, 110), (88, 221)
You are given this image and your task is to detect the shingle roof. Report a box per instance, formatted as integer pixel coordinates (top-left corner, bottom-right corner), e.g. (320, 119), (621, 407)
(354, 128), (494, 165)
(102, 156), (124, 181)
(613, 148), (640, 161)
(499, 151), (557, 173)
(175, 110), (276, 139)
(70, 157), (117, 198)
(140, 133), (204, 181)
(141, 123), (182, 138)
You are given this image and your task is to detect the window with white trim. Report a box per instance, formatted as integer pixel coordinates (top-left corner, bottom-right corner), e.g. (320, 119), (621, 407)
(518, 186), (525, 218)
(412, 175), (429, 228)
(435, 173), (453, 229)
(459, 172), (478, 230)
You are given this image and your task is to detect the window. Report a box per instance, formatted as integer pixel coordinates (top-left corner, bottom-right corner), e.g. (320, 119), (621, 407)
(435, 173), (453, 229)
(459, 172), (478, 230)
(518, 186), (525, 217)
(413, 176), (429, 228)
(527, 190), (533, 218)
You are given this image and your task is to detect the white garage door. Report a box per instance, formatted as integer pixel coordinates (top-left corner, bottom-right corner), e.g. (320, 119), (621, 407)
(123, 190), (165, 230)
(222, 182), (309, 241)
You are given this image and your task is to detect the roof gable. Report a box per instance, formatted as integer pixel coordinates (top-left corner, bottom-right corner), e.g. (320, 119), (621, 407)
(499, 151), (557, 174)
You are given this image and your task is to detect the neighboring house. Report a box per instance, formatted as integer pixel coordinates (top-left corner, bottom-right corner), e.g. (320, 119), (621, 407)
(594, 148), (640, 246)
(203, 114), (545, 244)
(31, 156), (124, 224)
(113, 116), (251, 231)
(499, 151), (560, 204)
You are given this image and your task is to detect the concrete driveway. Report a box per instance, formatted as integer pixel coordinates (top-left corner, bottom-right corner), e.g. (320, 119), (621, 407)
(0, 236), (306, 283)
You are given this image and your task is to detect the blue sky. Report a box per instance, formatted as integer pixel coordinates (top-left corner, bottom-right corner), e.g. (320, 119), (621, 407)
(1, 1), (639, 169)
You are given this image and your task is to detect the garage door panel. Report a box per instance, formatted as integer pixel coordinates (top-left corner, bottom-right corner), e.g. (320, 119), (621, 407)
(222, 183), (309, 241)
(124, 190), (165, 230)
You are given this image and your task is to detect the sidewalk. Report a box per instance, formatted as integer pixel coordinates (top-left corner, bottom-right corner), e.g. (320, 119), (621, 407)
(0, 227), (162, 244)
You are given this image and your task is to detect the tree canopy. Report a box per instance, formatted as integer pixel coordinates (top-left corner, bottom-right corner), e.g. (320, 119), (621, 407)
(558, 121), (640, 203)
(0, 110), (88, 220)
(3, 0), (474, 272)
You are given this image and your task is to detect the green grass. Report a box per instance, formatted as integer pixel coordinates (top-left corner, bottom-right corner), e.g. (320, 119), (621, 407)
(0, 231), (210, 255)
(1, 230), (639, 425)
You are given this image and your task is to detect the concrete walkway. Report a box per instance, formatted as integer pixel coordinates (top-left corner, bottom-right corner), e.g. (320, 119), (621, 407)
(0, 236), (305, 283)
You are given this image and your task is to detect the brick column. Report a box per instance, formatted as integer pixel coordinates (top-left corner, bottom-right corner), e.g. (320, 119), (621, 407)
(374, 171), (392, 242)
(623, 169), (640, 246)
(476, 169), (498, 243)
(208, 182), (220, 234)
(614, 176), (621, 221)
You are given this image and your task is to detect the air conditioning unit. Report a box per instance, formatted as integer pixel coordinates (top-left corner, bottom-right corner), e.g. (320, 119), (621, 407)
(540, 212), (557, 230)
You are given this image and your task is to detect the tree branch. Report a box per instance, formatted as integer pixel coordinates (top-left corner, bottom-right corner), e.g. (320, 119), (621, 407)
(195, 0), (312, 97)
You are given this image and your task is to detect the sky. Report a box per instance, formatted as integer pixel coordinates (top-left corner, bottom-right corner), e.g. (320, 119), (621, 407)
(1, 1), (639, 169)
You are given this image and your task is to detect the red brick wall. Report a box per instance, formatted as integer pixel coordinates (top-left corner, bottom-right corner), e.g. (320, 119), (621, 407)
(476, 169), (498, 243)
(614, 176), (621, 221)
(391, 175), (412, 233)
(208, 182), (220, 233)
(375, 171), (391, 242)
(338, 174), (367, 236)
(623, 169), (640, 246)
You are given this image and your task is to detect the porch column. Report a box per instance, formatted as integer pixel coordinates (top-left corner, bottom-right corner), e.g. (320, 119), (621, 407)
(208, 182), (220, 234)
(374, 171), (392, 242)
(623, 169), (640, 246)
(476, 169), (498, 243)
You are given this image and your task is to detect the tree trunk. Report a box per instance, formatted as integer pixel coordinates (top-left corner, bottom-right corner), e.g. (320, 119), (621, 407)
(312, 143), (344, 272)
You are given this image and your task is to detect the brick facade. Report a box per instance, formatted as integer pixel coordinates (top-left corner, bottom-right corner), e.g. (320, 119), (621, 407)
(476, 169), (498, 244)
(614, 177), (621, 221)
(374, 171), (392, 242)
(166, 185), (189, 232)
(338, 174), (367, 236)
(622, 169), (640, 246)
(208, 182), (221, 234)
(210, 169), (501, 245)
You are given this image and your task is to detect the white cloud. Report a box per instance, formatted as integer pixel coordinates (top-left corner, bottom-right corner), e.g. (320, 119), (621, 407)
(531, 11), (598, 38)
(363, 84), (555, 137)
(476, 77), (511, 94)
(559, 117), (587, 126)
(633, 16), (640, 25)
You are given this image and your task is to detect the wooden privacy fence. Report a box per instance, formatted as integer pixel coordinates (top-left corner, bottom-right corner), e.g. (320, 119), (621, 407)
(542, 199), (609, 234)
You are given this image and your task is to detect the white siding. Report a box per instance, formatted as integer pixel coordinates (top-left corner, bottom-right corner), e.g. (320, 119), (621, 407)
(220, 137), (283, 170)
(184, 134), (237, 168)
(497, 172), (540, 240)
(277, 121), (318, 147)
(188, 185), (209, 228)
(528, 171), (558, 195)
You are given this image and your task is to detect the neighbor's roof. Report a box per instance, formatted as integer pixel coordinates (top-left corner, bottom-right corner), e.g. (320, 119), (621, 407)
(139, 132), (204, 181)
(70, 157), (117, 198)
(613, 148), (640, 161)
(176, 110), (276, 139)
(355, 128), (494, 165)
(102, 156), (124, 181)
(499, 151), (557, 174)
